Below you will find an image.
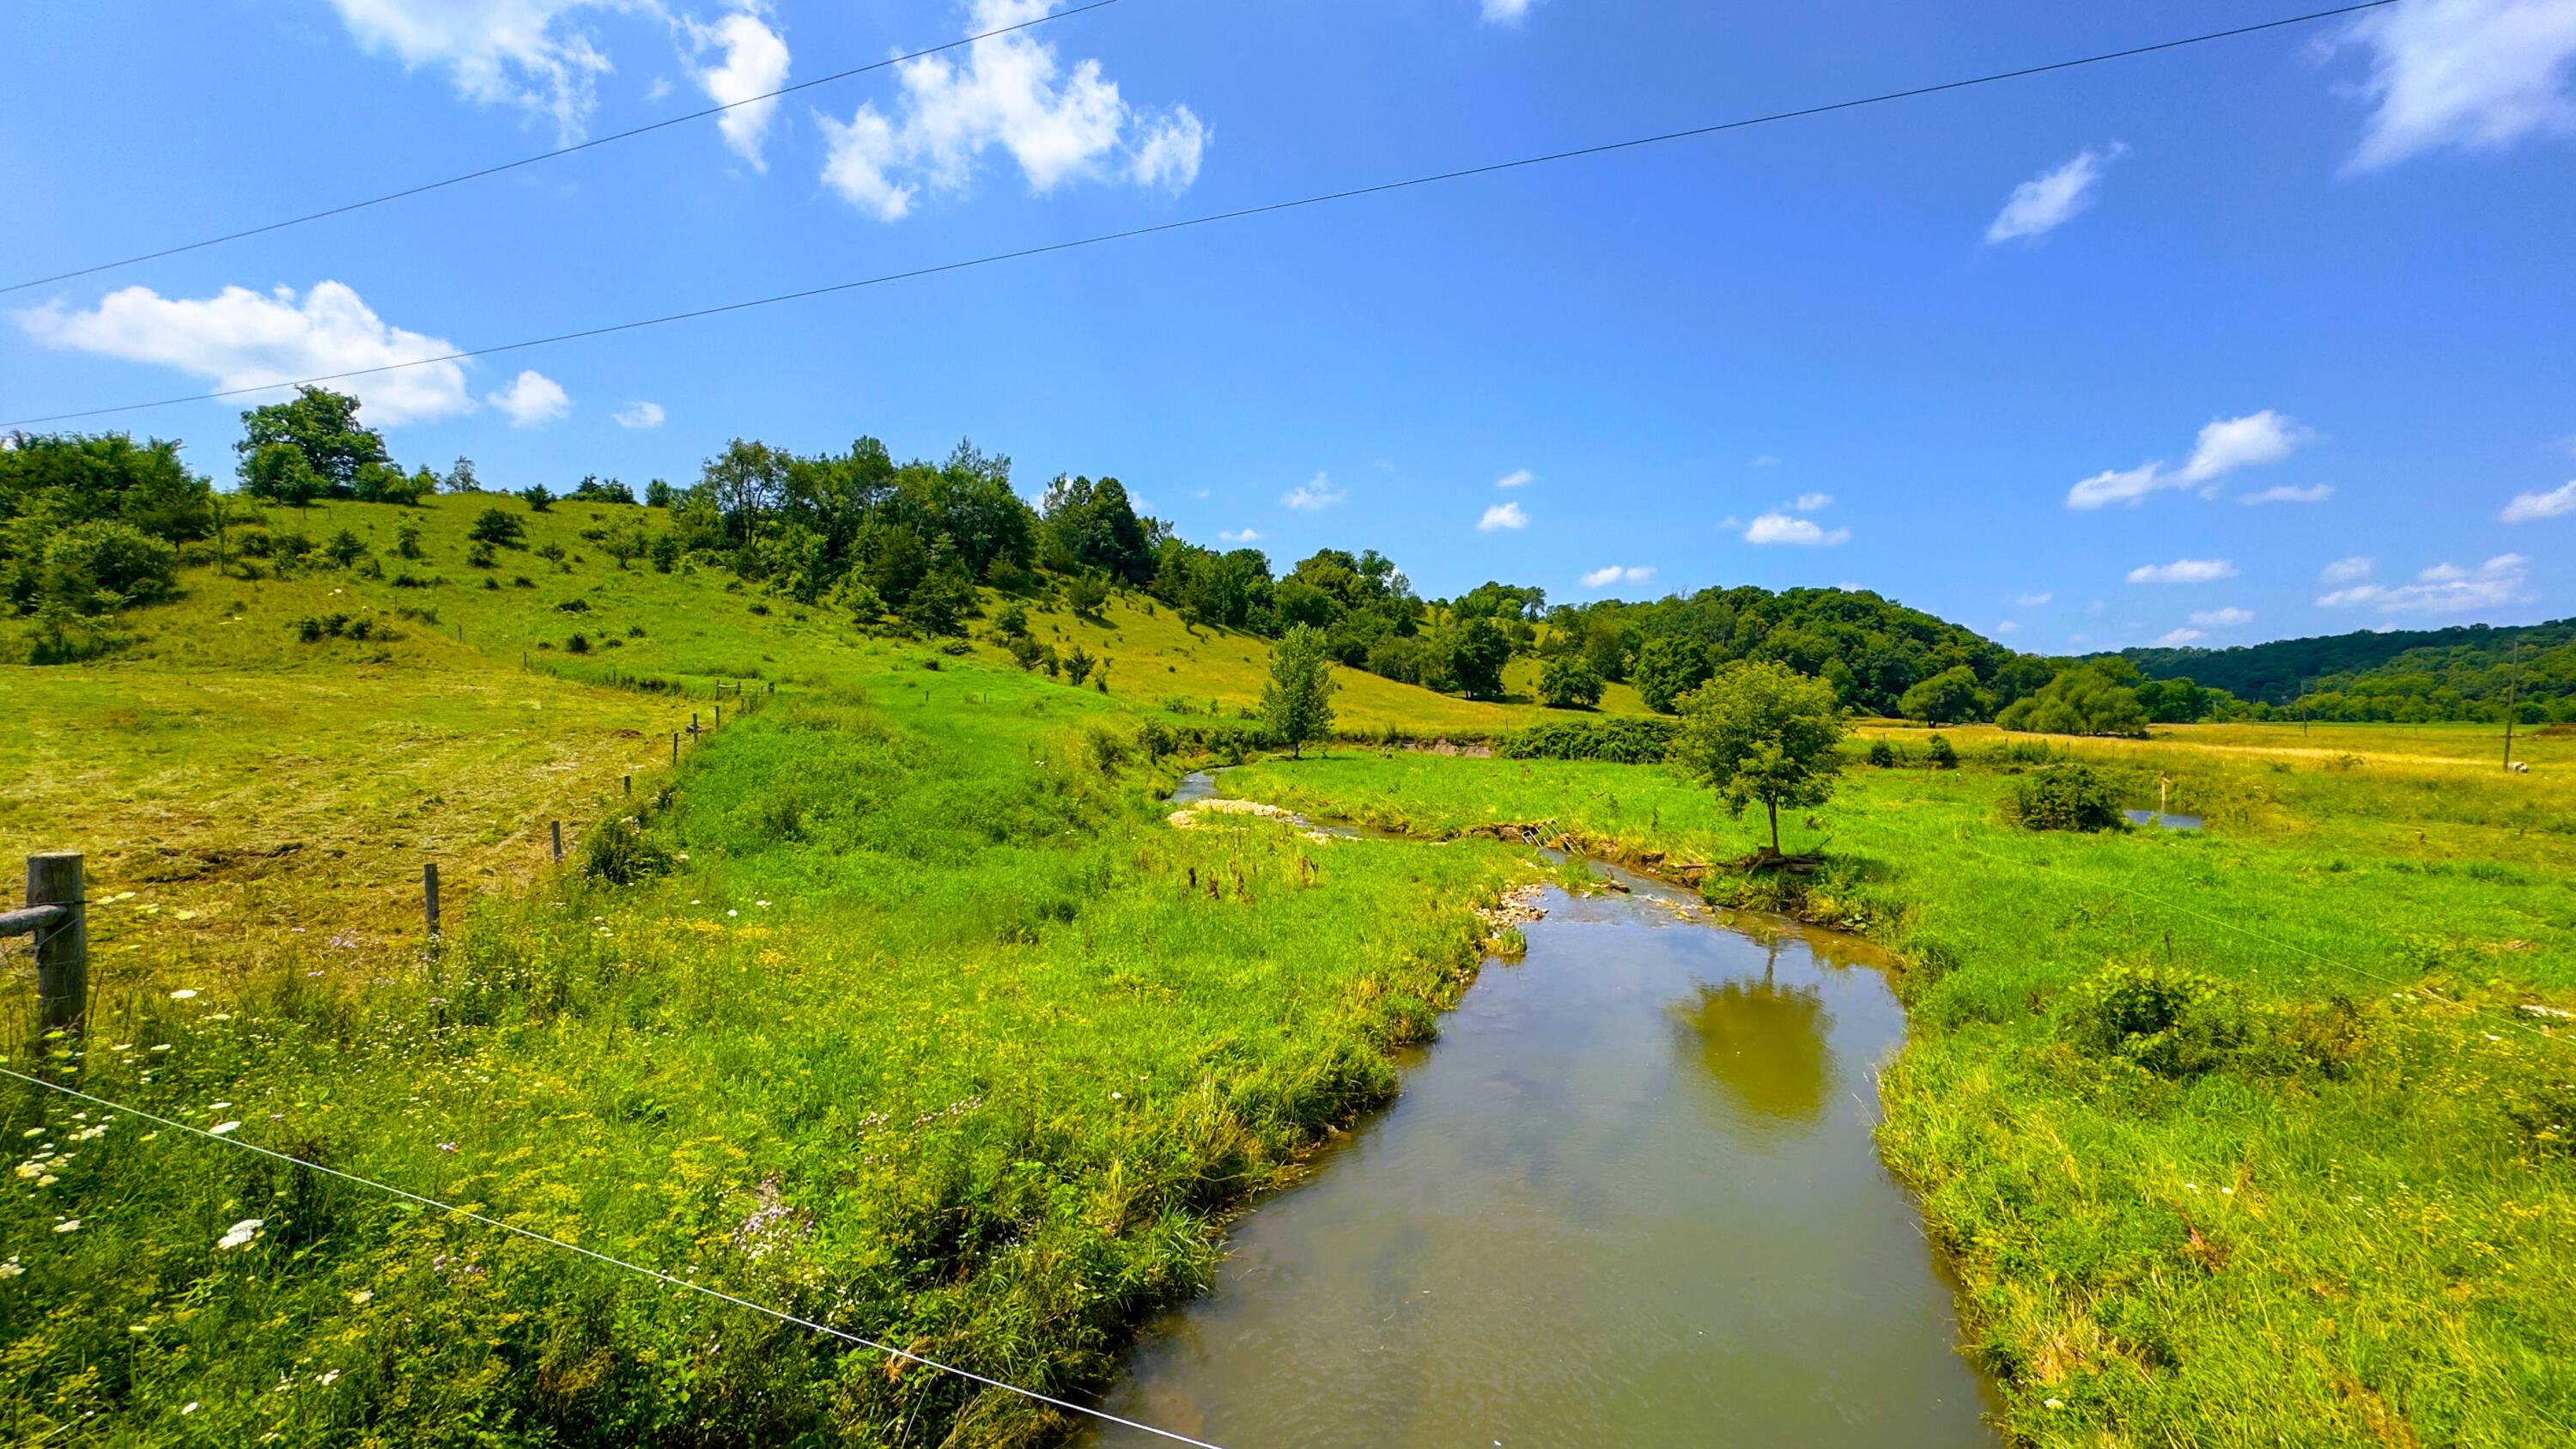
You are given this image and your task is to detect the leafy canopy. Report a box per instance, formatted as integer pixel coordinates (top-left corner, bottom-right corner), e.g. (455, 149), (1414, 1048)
(1669, 659), (1848, 855)
(1261, 624), (1340, 758)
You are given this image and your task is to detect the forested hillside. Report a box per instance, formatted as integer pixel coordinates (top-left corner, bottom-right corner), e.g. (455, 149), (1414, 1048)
(2123, 618), (2575, 721)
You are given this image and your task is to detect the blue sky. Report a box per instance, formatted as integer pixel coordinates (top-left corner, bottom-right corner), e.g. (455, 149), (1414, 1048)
(5, 0), (2573, 653)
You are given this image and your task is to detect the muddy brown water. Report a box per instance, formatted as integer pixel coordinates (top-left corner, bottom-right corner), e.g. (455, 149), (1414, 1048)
(1085, 778), (1998, 1447)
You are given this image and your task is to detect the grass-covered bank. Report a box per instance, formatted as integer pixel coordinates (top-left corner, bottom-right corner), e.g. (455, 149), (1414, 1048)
(1218, 729), (2576, 1446)
(2, 658), (1538, 1445)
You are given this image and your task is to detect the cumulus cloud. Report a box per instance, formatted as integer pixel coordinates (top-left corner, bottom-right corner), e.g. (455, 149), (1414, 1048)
(2240, 482), (2335, 504)
(1744, 513), (1849, 546)
(2011, 591), (2053, 607)
(1479, 0), (1539, 24)
(1493, 468), (1535, 490)
(1749, 454), (1781, 468)
(1792, 492), (1832, 512)
(489, 369), (571, 427)
(1479, 501), (1530, 532)
(325, 0), (620, 143)
(1582, 564), (1656, 589)
(1984, 143), (2127, 244)
(2500, 478), (2576, 521)
(689, 7), (791, 171)
(818, 0), (1208, 222)
(2190, 606), (2255, 628)
(2318, 554), (2531, 613)
(2126, 558), (2238, 584)
(2067, 410), (2312, 508)
(612, 399), (665, 429)
(2322, 556), (2376, 583)
(2154, 628), (2206, 647)
(2335, 0), (2576, 170)
(1281, 473), (1345, 511)
(1218, 527), (1262, 544)
(17, 280), (470, 425)
(1996, 620), (2022, 635)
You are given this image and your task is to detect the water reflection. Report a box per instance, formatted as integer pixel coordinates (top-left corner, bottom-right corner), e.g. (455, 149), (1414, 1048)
(1677, 949), (1834, 1140)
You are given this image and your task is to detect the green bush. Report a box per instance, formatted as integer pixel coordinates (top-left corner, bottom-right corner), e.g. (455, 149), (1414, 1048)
(581, 819), (673, 885)
(1866, 740), (1899, 768)
(2002, 763), (2124, 832)
(2063, 961), (2246, 1078)
(1925, 733), (1958, 770)
(1498, 715), (1678, 764)
(1538, 654), (1605, 709)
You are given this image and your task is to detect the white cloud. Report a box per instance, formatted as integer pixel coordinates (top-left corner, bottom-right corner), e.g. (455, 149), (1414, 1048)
(2067, 410), (2311, 508)
(1791, 492), (1833, 512)
(817, 0), (1207, 222)
(1218, 527), (1262, 544)
(1280, 473), (1345, 511)
(1479, 0), (1539, 24)
(2500, 478), (2576, 521)
(325, 0), (618, 144)
(2126, 558), (2239, 584)
(1996, 619), (2022, 635)
(1749, 454), (1781, 468)
(612, 399), (665, 429)
(689, 8), (791, 172)
(1479, 501), (1530, 532)
(1984, 143), (2127, 244)
(2336, 0), (2576, 170)
(2154, 628), (2206, 647)
(2190, 606), (2255, 628)
(1581, 564), (1655, 589)
(1744, 513), (1850, 546)
(1493, 468), (1535, 490)
(488, 369), (572, 427)
(2318, 554), (2531, 613)
(2179, 410), (2311, 484)
(2322, 556), (2377, 582)
(2240, 482), (2335, 504)
(2011, 591), (2053, 607)
(17, 281), (470, 425)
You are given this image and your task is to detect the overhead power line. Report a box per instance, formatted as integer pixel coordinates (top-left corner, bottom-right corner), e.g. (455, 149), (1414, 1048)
(0, 0), (1132, 297)
(0, 1064), (1232, 1449)
(3, 0), (2398, 430)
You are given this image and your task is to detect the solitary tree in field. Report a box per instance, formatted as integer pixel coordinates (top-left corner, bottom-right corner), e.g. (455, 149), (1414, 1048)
(1671, 659), (1847, 858)
(1263, 624), (1340, 759)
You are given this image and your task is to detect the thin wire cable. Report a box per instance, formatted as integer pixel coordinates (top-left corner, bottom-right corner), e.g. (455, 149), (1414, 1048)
(3, 0), (2398, 429)
(0, 0), (1131, 296)
(0, 1064), (1230, 1449)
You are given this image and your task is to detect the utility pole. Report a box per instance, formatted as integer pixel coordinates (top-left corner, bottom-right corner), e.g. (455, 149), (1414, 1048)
(2502, 640), (2523, 771)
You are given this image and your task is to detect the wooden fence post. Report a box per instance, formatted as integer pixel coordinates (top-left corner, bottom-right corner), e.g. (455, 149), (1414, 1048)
(423, 862), (441, 937)
(672, 732), (680, 765)
(29, 854), (86, 1033)
(714, 703), (722, 728)
(623, 774), (632, 797)
(550, 821), (564, 862)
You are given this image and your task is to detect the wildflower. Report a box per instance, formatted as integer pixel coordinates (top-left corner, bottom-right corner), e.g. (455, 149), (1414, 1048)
(348, 1289), (373, 1306)
(17, 1128), (38, 1139)
(319, 1369), (340, 1386)
(208, 1101), (232, 1112)
(181, 1403), (199, 1416)
(37, 1175), (57, 1187)
(150, 1044), (172, 1052)
(0, 1257), (21, 1278)
(437, 1142), (458, 1153)
(2044, 1397), (2065, 1409)
(756, 900), (771, 907)
(726, 909), (738, 916)
(210, 1122), (241, 1136)
(217, 1218), (264, 1250)
(53, 1220), (79, 1233)
(168, 989), (198, 1001)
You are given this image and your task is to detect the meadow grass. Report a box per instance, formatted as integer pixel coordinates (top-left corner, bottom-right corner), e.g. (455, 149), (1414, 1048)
(1220, 730), (2576, 1446)
(2, 513), (1548, 1446)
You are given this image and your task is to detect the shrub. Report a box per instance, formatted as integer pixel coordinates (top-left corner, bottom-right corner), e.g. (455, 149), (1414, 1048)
(567, 633), (591, 654)
(1865, 740), (1899, 768)
(1499, 716), (1678, 764)
(1136, 719), (1177, 760)
(465, 539), (498, 569)
(2063, 961), (2245, 1078)
(394, 521), (425, 559)
(2002, 764), (2125, 832)
(37, 520), (180, 613)
(1063, 572), (1110, 615)
(1925, 733), (1958, 770)
(469, 508), (526, 547)
(582, 820), (672, 886)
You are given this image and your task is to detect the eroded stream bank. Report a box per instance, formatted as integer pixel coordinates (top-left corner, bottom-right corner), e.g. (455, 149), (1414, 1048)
(1084, 776), (1996, 1446)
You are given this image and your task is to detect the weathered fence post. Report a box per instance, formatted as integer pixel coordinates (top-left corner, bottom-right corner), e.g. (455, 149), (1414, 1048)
(29, 854), (87, 1033)
(691, 710), (701, 734)
(550, 821), (564, 862)
(672, 732), (680, 765)
(714, 703), (722, 729)
(623, 774), (632, 797)
(423, 862), (441, 937)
